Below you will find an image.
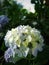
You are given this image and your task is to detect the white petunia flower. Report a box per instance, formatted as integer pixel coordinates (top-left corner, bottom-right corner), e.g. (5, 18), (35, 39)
(14, 0), (35, 13)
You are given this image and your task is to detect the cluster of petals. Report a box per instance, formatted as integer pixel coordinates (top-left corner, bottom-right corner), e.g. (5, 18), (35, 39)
(4, 25), (44, 63)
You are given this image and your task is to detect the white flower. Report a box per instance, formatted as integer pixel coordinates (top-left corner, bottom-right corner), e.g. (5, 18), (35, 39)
(23, 3), (35, 13)
(4, 25), (44, 63)
(14, 0), (35, 13)
(15, 0), (31, 5)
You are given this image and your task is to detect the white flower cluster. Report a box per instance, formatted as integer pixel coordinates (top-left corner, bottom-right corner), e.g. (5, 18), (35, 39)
(14, 0), (35, 13)
(4, 25), (44, 63)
